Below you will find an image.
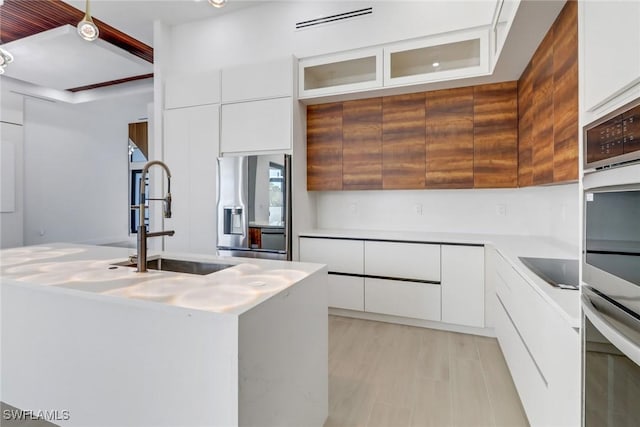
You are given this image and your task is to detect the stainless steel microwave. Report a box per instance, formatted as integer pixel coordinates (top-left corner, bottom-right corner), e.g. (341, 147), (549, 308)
(584, 97), (640, 169)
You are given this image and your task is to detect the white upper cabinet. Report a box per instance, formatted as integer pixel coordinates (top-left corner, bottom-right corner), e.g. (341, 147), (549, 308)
(298, 48), (383, 99)
(384, 29), (490, 87)
(222, 57), (293, 103)
(164, 70), (221, 110)
(582, 0), (640, 113)
(220, 97), (292, 154)
(491, 0), (521, 66)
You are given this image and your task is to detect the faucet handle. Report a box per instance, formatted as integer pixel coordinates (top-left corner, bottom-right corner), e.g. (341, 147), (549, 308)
(164, 193), (172, 218)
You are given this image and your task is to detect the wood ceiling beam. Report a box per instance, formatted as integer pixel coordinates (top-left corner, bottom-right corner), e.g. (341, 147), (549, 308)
(0, 0), (153, 64)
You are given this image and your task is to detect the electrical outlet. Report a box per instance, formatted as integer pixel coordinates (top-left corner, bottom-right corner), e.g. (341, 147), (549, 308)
(414, 203), (423, 216)
(496, 204), (507, 216)
(348, 202), (358, 216)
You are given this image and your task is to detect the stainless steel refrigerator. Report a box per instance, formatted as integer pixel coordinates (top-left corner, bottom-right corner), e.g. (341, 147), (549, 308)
(216, 154), (291, 260)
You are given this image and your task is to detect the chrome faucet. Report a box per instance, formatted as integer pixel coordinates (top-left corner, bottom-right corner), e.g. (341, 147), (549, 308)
(136, 160), (175, 273)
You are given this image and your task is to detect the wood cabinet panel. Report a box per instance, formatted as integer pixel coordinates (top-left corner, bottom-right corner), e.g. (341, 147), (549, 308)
(532, 29), (555, 185)
(473, 82), (518, 188)
(307, 103), (343, 191)
(342, 98), (382, 190)
(518, 0), (578, 186)
(382, 93), (426, 189)
(425, 87), (474, 188)
(518, 63), (533, 187)
(552, 0), (578, 182)
(128, 122), (148, 159)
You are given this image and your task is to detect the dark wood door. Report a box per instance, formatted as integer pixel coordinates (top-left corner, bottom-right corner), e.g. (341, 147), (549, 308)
(382, 93), (426, 189)
(307, 103), (343, 191)
(343, 98), (383, 190)
(552, 0), (578, 182)
(425, 87), (474, 188)
(473, 82), (518, 188)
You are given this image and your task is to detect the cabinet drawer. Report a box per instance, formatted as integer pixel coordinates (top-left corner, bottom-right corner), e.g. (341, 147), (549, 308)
(364, 241), (440, 281)
(506, 268), (552, 378)
(494, 294), (548, 427)
(328, 274), (364, 311)
(364, 278), (441, 321)
(299, 238), (364, 274)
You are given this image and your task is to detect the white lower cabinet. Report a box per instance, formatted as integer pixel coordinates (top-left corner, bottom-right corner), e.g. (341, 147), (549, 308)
(299, 238), (363, 274)
(441, 245), (485, 328)
(328, 274), (364, 311)
(491, 247), (580, 427)
(364, 241), (440, 282)
(299, 236), (486, 327)
(364, 278), (441, 321)
(494, 294), (548, 426)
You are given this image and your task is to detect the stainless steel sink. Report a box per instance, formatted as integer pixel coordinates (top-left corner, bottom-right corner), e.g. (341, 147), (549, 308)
(113, 257), (235, 275)
(518, 256), (579, 290)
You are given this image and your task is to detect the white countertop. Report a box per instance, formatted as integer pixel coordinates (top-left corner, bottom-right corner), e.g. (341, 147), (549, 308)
(300, 229), (581, 328)
(0, 243), (324, 316)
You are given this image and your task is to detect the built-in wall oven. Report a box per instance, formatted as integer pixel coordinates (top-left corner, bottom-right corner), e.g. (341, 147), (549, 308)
(582, 99), (640, 426)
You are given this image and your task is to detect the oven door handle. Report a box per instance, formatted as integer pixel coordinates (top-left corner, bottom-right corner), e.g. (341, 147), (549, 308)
(582, 288), (640, 366)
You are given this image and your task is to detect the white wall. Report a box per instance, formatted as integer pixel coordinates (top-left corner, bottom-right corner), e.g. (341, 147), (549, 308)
(161, 1), (580, 253)
(168, 1), (495, 73)
(316, 183), (580, 248)
(0, 91), (25, 248)
(23, 93), (152, 245)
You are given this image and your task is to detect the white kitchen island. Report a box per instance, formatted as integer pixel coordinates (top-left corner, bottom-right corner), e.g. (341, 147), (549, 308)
(0, 243), (328, 427)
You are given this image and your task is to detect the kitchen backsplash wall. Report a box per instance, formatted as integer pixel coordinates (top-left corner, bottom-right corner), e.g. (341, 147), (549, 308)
(316, 183), (579, 248)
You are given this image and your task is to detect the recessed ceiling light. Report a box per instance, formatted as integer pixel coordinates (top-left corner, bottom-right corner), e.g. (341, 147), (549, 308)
(208, 0), (227, 8)
(432, 62), (440, 68)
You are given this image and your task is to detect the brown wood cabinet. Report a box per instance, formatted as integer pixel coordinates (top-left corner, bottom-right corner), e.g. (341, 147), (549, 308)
(518, 63), (534, 187)
(343, 98), (382, 190)
(532, 29), (555, 185)
(473, 82), (519, 188)
(382, 93), (426, 190)
(518, 0), (578, 186)
(552, 0), (579, 182)
(307, 83), (519, 191)
(425, 87), (475, 189)
(307, 103), (343, 191)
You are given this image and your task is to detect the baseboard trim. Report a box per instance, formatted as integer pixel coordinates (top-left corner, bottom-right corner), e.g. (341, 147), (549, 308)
(328, 308), (496, 337)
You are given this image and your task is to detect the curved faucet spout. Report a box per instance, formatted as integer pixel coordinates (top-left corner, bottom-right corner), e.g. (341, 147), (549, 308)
(137, 160), (174, 273)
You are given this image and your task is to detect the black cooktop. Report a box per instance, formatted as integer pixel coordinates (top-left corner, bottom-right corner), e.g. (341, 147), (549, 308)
(518, 257), (579, 290)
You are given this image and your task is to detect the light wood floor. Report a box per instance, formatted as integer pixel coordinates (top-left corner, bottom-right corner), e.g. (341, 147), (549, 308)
(326, 315), (529, 427)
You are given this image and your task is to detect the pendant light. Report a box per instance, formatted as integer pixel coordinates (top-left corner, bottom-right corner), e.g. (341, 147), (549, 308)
(0, 41), (13, 75)
(77, 0), (99, 41)
(208, 0), (227, 8)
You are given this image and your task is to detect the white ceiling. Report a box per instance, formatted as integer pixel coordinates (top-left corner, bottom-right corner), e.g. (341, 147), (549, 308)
(61, 0), (264, 46)
(0, 1), (262, 98)
(2, 25), (153, 91)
